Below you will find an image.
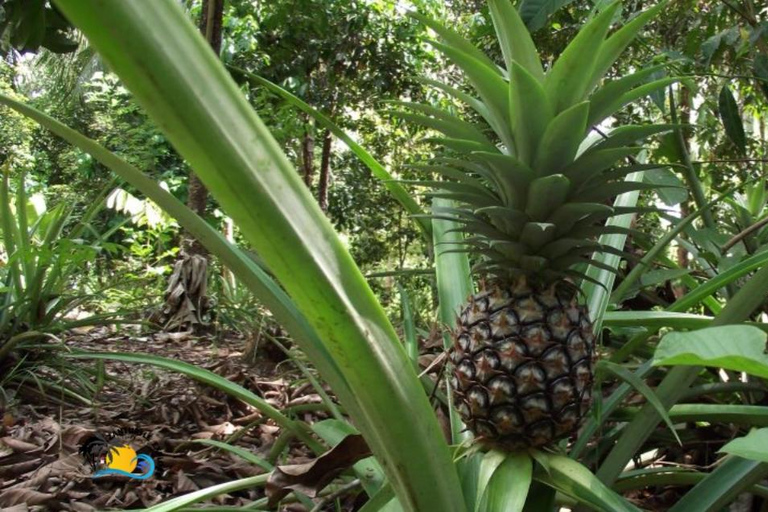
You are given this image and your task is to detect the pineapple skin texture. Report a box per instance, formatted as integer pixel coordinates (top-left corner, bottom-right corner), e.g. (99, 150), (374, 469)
(450, 279), (595, 450)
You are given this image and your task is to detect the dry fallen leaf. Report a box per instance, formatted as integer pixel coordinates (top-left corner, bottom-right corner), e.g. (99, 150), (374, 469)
(266, 434), (371, 507)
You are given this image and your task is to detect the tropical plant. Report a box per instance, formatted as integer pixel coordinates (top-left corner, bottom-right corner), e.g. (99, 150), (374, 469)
(5, 0), (768, 511)
(0, 167), (125, 406)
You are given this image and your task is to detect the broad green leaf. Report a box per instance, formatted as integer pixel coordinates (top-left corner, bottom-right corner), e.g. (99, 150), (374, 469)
(476, 450), (507, 512)
(718, 85), (746, 153)
(653, 325), (768, 378)
(669, 456), (768, 512)
(51, 2), (465, 510)
(720, 428), (768, 463)
(533, 452), (641, 512)
(544, 1), (620, 113)
(644, 167), (687, 206)
(518, 0), (578, 32)
(488, 0), (544, 81)
(477, 452), (531, 512)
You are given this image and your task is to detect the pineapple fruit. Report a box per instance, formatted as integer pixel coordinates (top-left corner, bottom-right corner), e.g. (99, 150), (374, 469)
(401, 0), (674, 449)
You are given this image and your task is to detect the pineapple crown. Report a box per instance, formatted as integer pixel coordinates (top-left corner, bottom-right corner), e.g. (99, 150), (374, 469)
(398, 0), (675, 286)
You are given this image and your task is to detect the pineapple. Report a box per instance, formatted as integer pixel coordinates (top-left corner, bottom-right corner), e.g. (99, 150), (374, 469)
(401, 0), (674, 449)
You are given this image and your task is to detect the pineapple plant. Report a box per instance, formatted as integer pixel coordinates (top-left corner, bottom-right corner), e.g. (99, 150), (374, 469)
(400, 0), (676, 450)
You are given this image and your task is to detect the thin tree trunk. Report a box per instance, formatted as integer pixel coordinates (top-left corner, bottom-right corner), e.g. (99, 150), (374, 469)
(318, 128), (332, 211)
(301, 118), (315, 187)
(673, 86), (691, 299)
(183, 0), (223, 256)
(157, 0), (224, 332)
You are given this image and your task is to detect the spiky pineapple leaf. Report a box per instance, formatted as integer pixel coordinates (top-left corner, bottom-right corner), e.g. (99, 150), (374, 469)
(427, 40), (512, 149)
(520, 222), (557, 250)
(525, 175), (571, 220)
(533, 452), (642, 511)
(589, 64), (666, 116)
(588, 0), (670, 93)
(589, 76), (679, 127)
(410, 12), (501, 77)
(533, 101), (590, 174)
(389, 105), (494, 147)
(469, 152), (535, 208)
(587, 124), (677, 151)
(488, 0), (544, 81)
(563, 147), (641, 186)
(544, 1), (621, 113)
(510, 61), (553, 165)
(401, 180), (498, 201)
(553, 256), (621, 275)
(409, 164), (491, 189)
(418, 77), (494, 133)
(426, 137), (496, 155)
(547, 203), (614, 232)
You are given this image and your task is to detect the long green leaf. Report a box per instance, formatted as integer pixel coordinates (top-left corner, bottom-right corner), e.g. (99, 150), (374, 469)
(51, 2), (464, 510)
(544, 1), (620, 113)
(583, 171), (644, 334)
(669, 456), (768, 512)
(533, 452), (641, 512)
(432, 197), (473, 444)
(588, 1), (669, 92)
(143, 475), (269, 512)
(477, 452), (531, 512)
(597, 360), (681, 445)
(488, 0), (544, 81)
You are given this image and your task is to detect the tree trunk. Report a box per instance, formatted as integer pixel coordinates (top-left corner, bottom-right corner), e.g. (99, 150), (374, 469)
(157, 0), (224, 332)
(318, 128), (332, 211)
(301, 119), (315, 187)
(183, 0), (224, 257)
(673, 86), (691, 299)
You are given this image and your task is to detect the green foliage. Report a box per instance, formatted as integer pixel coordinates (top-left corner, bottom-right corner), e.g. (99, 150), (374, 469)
(4, 0), (768, 510)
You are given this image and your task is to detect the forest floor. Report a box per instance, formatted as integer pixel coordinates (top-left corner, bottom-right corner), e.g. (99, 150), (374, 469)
(0, 327), (327, 511)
